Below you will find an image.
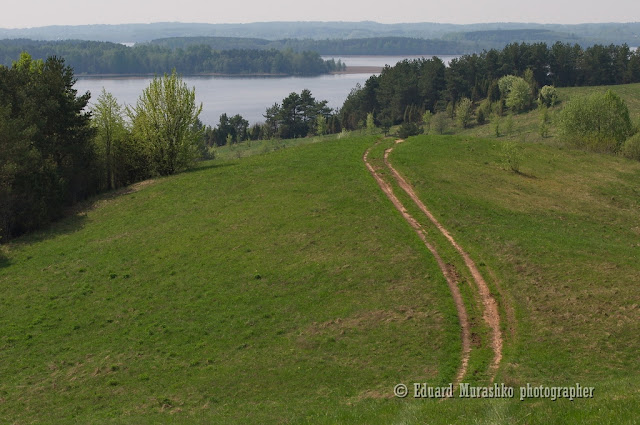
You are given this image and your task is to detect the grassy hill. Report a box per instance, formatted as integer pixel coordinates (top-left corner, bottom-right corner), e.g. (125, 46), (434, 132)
(1, 84), (640, 423)
(390, 135), (640, 423)
(0, 135), (463, 423)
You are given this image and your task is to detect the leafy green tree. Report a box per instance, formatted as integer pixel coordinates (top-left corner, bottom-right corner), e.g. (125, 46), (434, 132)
(366, 112), (376, 134)
(265, 90), (332, 139)
(92, 89), (129, 190)
(316, 115), (328, 136)
(422, 110), (432, 133)
(431, 112), (449, 135)
(128, 70), (203, 175)
(538, 85), (558, 108)
(497, 75), (519, 98)
(499, 75), (532, 113)
(455, 97), (473, 128)
(559, 90), (634, 153)
(0, 53), (97, 238)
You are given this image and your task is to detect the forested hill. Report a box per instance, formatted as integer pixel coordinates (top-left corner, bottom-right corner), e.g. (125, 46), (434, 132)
(1, 21), (639, 45)
(149, 30), (622, 55)
(151, 36), (470, 55)
(0, 39), (342, 75)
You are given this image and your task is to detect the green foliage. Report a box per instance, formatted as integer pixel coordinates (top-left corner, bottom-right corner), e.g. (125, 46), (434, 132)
(621, 132), (640, 160)
(315, 115), (328, 136)
(397, 121), (423, 139)
(366, 112), (376, 134)
(538, 85), (559, 107)
(128, 70), (203, 175)
(92, 89), (146, 190)
(476, 107), (486, 125)
(263, 89), (332, 139)
(501, 140), (523, 172)
(339, 42), (640, 132)
(499, 75), (533, 113)
(208, 113), (249, 146)
(455, 97), (473, 128)
(497, 75), (520, 97)
(492, 115), (501, 137)
(422, 110), (432, 132)
(559, 90), (634, 153)
(0, 54), (96, 239)
(431, 112), (449, 135)
(487, 80), (501, 102)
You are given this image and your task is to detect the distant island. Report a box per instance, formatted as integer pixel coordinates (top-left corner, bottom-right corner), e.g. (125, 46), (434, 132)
(0, 40), (344, 76)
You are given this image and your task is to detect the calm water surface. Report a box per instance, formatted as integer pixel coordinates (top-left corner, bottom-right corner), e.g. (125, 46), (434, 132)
(75, 55), (459, 126)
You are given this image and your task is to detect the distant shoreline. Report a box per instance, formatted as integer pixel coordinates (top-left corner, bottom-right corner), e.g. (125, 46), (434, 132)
(75, 66), (382, 79)
(332, 66), (383, 74)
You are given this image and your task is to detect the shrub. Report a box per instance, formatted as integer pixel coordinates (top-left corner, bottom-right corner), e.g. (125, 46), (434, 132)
(398, 122), (423, 139)
(538, 85), (559, 108)
(502, 141), (523, 173)
(499, 75), (533, 113)
(431, 112), (449, 135)
(621, 133), (640, 161)
(559, 90), (633, 153)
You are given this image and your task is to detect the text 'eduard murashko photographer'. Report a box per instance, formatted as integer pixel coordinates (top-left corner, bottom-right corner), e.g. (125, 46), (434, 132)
(394, 382), (595, 401)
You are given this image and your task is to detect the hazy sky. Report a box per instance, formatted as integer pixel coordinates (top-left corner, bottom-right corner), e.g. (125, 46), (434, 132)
(2, 0), (639, 28)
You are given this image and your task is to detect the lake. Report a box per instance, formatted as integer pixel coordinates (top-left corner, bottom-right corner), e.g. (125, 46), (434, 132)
(75, 55), (459, 126)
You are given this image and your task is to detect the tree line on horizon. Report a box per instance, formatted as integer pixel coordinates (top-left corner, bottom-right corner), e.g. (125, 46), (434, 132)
(0, 40), (344, 75)
(339, 42), (640, 129)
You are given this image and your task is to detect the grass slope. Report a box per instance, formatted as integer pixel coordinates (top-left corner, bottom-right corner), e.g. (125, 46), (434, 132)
(0, 135), (461, 424)
(390, 134), (640, 423)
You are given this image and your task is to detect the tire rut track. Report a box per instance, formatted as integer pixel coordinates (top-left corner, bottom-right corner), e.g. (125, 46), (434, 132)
(383, 140), (503, 381)
(363, 144), (471, 388)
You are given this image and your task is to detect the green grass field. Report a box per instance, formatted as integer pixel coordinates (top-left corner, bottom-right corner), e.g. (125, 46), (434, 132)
(389, 134), (640, 423)
(1, 135), (465, 424)
(1, 84), (640, 424)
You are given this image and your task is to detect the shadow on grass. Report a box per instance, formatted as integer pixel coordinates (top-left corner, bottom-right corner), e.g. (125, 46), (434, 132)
(11, 212), (88, 247)
(514, 170), (537, 179)
(0, 254), (10, 269)
(182, 161), (237, 175)
(4, 162), (237, 248)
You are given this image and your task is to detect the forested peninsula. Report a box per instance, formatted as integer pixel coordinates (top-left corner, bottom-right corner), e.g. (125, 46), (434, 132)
(0, 39), (343, 76)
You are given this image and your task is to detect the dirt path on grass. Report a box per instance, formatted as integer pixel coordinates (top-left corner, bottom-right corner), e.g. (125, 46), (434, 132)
(383, 140), (503, 380)
(363, 144), (471, 387)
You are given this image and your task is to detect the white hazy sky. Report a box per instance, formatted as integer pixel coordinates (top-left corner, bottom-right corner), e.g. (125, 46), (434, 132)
(2, 0), (639, 28)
